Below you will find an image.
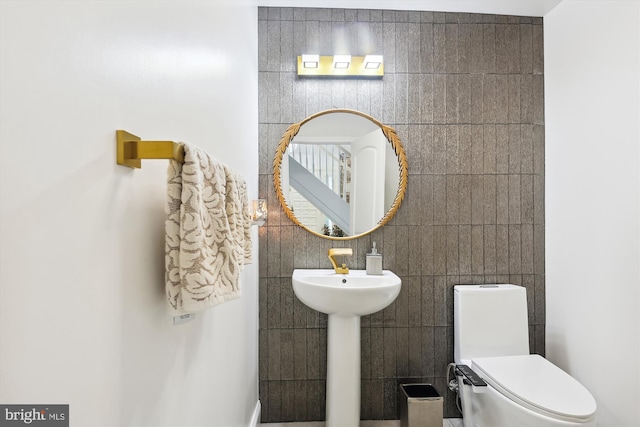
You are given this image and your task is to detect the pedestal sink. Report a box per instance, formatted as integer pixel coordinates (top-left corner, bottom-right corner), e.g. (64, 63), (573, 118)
(292, 269), (402, 427)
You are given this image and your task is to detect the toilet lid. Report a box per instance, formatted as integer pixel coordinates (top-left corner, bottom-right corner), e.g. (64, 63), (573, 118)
(471, 354), (596, 422)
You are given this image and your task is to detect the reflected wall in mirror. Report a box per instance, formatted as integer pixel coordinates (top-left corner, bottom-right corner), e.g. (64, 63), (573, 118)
(273, 109), (408, 240)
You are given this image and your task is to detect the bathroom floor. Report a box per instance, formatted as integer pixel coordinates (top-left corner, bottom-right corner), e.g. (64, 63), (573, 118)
(260, 419), (463, 427)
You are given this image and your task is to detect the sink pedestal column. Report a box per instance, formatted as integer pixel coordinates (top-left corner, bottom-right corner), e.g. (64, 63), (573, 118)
(326, 314), (360, 427)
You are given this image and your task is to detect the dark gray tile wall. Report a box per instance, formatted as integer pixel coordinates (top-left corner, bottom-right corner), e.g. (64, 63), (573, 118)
(258, 7), (545, 422)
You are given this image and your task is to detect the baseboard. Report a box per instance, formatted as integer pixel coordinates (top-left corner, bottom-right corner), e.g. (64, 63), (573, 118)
(249, 400), (261, 427)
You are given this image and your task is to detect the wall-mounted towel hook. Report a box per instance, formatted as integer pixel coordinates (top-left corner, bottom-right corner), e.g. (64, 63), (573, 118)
(116, 130), (184, 168)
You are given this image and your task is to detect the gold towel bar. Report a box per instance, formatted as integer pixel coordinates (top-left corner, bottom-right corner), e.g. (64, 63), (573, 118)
(116, 130), (184, 169)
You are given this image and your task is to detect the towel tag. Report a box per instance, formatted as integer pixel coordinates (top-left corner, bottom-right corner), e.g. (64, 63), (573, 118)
(172, 313), (195, 326)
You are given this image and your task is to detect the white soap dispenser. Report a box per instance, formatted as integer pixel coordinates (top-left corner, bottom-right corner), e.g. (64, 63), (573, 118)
(366, 241), (383, 275)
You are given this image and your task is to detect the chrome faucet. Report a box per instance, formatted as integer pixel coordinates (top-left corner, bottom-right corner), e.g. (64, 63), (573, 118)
(328, 247), (353, 274)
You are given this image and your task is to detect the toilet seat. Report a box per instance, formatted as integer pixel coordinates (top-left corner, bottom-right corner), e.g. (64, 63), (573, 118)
(471, 354), (597, 423)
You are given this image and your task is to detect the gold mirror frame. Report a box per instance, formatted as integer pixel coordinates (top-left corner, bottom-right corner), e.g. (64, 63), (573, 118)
(273, 108), (408, 240)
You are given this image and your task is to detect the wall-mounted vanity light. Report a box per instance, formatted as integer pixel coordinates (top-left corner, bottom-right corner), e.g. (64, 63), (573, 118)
(250, 199), (267, 226)
(297, 54), (384, 77)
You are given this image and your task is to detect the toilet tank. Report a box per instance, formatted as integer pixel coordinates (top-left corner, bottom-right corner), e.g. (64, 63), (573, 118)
(454, 284), (530, 365)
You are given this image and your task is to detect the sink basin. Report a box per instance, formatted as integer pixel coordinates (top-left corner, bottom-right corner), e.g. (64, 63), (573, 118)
(292, 269), (401, 316)
(292, 268), (401, 426)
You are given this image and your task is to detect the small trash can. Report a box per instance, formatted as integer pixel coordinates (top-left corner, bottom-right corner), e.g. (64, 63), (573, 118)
(400, 383), (443, 427)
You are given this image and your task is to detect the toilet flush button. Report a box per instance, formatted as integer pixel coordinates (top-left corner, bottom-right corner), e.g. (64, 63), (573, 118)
(456, 364), (488, 393)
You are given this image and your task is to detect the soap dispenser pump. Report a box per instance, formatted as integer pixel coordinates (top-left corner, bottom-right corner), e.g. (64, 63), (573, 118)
(366, 241), (383, 275)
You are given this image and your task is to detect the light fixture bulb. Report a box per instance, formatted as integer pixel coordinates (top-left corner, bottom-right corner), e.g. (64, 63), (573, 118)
(301, 54), (319, 69)
(333, 55), (351, 69)
(364, 55), (383, 69)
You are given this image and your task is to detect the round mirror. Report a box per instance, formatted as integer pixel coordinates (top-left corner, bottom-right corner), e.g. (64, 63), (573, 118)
(273, 109), (408, 240)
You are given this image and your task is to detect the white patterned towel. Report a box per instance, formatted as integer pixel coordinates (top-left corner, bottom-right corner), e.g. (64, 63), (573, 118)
(165, 143), (252, 315)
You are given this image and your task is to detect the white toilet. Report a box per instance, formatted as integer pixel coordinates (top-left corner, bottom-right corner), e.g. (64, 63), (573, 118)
(453, 284), (597, 427)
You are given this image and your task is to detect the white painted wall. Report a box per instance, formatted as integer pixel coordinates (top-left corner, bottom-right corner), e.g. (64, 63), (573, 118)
(544, 1), (640, 426)
(0, 1), (259, 426)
